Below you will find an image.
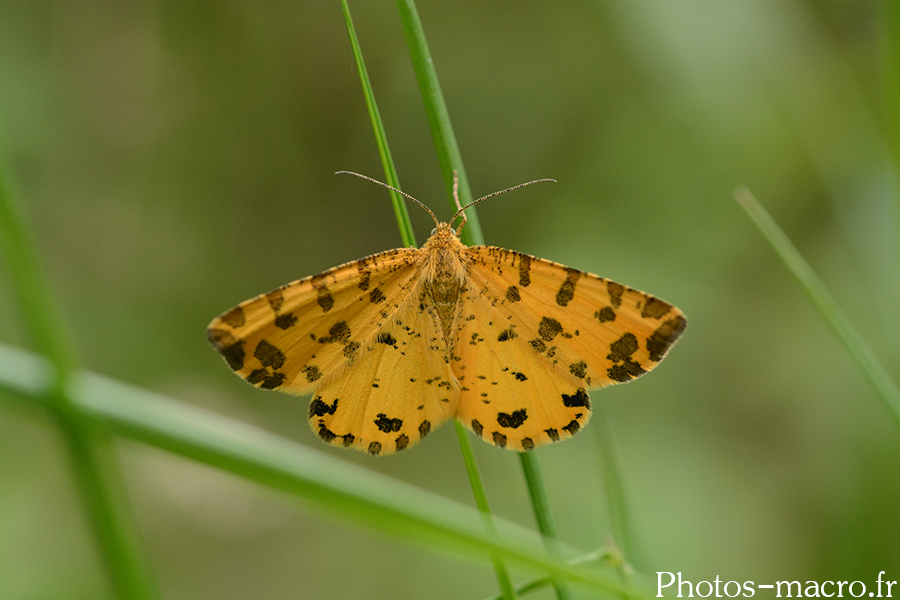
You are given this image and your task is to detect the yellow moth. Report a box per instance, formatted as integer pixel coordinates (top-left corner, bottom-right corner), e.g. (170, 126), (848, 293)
(207, 174), (686, 455)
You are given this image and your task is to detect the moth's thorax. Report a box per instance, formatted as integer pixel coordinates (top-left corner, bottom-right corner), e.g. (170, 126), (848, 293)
(419, 222), (471, 342)
(420, 222), (470, 284)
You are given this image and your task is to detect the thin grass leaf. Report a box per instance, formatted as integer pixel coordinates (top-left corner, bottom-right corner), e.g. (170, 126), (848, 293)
(393, 5), (589, 599)
(592, 401), (635, 563)
(883, 4), (900, 164)
(0, 343), (656, 600)
(0, 149), (158, 598)
(519, 452), (574, 600)
(0, 152), (76, 376)
(340, 0), (416, 248)
(456, 422), (519, 600)
(482, 548), (612, 600)
(394, 0), (483, 246)
(735, 187), (900, 430)
(881, 3), (900, 252)
(376, 2), (515, 595)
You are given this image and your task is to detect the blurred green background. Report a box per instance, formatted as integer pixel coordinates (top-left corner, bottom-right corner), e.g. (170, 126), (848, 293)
(1, 1), (899, 598)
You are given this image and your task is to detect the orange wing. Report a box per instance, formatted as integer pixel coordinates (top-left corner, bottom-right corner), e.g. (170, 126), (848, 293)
(453, 246), (686, 450)
(307, 286), (459, 455)
(207, 248), (423, 396)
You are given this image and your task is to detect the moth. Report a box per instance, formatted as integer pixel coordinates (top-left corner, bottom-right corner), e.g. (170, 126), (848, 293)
(207, 174), (686, 455)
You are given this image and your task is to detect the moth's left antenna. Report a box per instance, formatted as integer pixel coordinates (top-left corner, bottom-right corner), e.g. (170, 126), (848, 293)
(336, 171), (439, 227)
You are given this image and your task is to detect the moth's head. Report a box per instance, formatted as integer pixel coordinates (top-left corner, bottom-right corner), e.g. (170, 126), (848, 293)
(428, 222), (459, 240)
(430, 222), (458, 237)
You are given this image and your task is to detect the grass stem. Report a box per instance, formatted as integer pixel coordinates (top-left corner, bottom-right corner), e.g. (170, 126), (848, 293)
(735, 187), (900, 431)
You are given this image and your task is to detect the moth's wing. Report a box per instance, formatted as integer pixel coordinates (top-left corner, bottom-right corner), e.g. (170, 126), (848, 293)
(308, 284), (459, 455)
(206, 248), (423, 395)
(454, 246), (686, 451)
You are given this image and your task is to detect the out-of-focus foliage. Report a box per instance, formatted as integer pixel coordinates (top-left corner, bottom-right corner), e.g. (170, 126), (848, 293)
(0, 2), (897, 598)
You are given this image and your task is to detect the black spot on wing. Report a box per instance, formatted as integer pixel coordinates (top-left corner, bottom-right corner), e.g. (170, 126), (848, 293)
(376, 332), (398, 348)
(562, 420), (581, 435)
(562, 388), (590, 408)
(608, 333), (639, 363)
(369, 288), (386, 303)
(569, 361), (587, 379)
(497, 409), (527, 429)
(647, 315), (687, 362)
(302, 365), (322, 383)
(275, 313), (297, 329)
(221, 306), (246, 328)
(607, 282), (624, 308)
(341, 434), (355, 447)
(608, 362), (645, 382)
(374, 413), (403, 433)
(254, 340), (285, 369)
(317, 286), (334, 312)
(246, 368), (285, 389)
(357, 269), (371, 291)
(505, 286), (521, 302)
(316, 422), (337, 443)
(606, 332), (646, 382)
(471, 419), (484, 436)
(395, 434), (409, 451)
(642, 297), (672, 319)
(528, 338), (547, 353)
(538, 317), (563, 341)
(419, 420), (431, 438)
(518, 254), (532, 287)
(497, 327), (517, 342)
(367, 441), (382, 455)
(318, 321), (352, 344)
(266, 290), (285, 313)
(545, 428), (560, 442)
(492, 431), (507, 448)
(594, 306), (616, 323)
(555, 268), (580, 307)
(512, 371), (527, 381)
(521, 437), (535, 451)
(309, 396), (338, 417)
(207, 328), (245, 371)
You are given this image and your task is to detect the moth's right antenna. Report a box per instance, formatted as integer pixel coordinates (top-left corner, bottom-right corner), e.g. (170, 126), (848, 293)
(452, 177), (556, 235)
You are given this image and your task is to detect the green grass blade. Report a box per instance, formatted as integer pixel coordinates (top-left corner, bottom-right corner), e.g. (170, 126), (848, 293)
(0, 343), (655, 600)
(392, 3), (517, 595)
(0, 150), (158, 598)
(735, 187), (900, 430)
(519, 452), (574, 600)
(0, 153), (76, 376)
(456, 422), (519, 600)
(394, 5), (579, 597)
(883, 3), (900, 163)
(881, 3), (900, 260)
(482, 549), (612, 600)
(340, 0), (416, 248)
(592, 402), (635, 564)
(394, 0), (483, 246)
(57, 418), (160, 600)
